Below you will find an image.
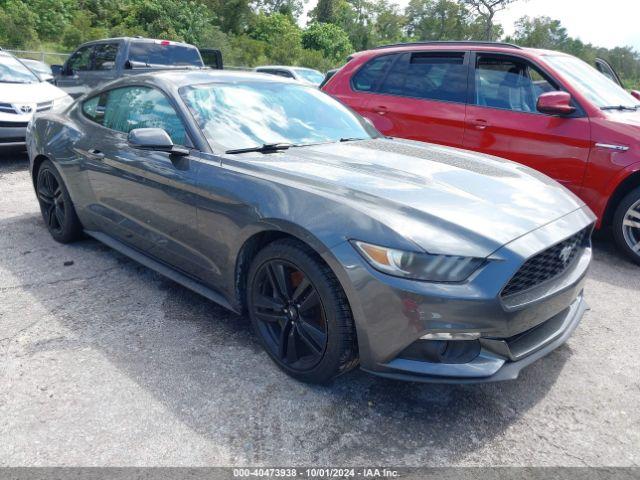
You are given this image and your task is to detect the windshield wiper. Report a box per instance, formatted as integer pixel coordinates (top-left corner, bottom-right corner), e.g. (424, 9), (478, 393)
(601, 105), (640, 111)
(339, 137), (367, 143)
(226, 143), (293, 154)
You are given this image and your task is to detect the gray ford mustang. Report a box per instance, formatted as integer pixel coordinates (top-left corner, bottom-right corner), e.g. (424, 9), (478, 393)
(27, 70), (596, 384)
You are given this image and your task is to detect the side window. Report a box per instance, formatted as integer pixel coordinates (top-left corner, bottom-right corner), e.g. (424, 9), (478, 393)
(102, 86), (187, 145)
(352, 54), (397, 92)
(475, 55), (558, 113)
(67, 46), (93, 72)
(379, 53), (409, 96)
(402, 52), (467, 103)
(93, 43), (119, 71)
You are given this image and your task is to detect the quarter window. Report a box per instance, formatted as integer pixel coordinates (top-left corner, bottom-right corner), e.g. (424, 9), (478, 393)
(475, 55), (558, 113)
(82, 95), (104, 123)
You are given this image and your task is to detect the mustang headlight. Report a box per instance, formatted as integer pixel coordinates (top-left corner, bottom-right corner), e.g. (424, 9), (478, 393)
(352, 240), (484, 282)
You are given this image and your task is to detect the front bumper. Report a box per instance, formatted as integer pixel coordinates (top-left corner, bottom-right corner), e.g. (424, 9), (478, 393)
(363, 292), (587, 384)
(328, 206), (595, 383)
(0, 122), (28, 148)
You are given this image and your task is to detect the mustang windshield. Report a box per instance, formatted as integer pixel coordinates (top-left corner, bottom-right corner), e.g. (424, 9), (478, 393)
(180, 82), (375, 152)
(0, 55), (39, 84)
(544, 55), (640, 110)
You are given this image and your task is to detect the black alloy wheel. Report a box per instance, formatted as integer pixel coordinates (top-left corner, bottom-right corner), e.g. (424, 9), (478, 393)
(247, 239), (358, 383)
(35, 160), (83, 243)
(252, 259), (328, 370)
(37, 168), (66, 235)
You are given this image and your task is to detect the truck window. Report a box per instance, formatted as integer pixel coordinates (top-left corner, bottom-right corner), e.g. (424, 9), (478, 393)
(67, 46), (93, 72)
(128, 42), (203, 67)
(93, 43), (119, 71)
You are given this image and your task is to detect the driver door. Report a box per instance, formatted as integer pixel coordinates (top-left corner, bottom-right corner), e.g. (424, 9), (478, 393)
(463, 53), (591, 194)
(77, 86), (209, 281)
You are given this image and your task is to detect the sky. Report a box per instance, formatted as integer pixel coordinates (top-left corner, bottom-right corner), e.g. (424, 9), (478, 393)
(303, 0), (640, 51)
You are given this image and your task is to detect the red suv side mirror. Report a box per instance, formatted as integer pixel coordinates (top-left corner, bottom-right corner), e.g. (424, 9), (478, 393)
(537, 91), (576, 116)
(631, 90), (640, 101)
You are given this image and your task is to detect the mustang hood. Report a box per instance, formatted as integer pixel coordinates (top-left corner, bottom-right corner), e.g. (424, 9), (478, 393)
(235, 138), (587, 258)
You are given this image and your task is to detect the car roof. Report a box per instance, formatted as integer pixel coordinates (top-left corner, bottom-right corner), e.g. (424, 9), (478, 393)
(77, 37), (197, 48)
(112, 69), (300, 91)
(351, 41), (571, 59)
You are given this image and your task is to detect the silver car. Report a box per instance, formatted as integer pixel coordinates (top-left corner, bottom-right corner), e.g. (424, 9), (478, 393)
(27, 70), (595, 384)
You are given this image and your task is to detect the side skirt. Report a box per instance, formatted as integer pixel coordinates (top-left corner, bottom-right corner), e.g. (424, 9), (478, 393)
(85, 230), (238, 313)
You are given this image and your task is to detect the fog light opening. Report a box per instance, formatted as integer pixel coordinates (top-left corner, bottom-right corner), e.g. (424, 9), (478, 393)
(420, 332), (482, 341)
(399, 338), (481, 364)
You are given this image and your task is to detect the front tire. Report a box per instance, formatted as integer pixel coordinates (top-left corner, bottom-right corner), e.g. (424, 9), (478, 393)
(613, 186), (640, 265)
(35, 160), (83, 243)
(246, 239), (358, 384)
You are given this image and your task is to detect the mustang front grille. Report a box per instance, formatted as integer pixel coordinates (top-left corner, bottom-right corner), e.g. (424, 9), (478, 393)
(501, 228), (589, 298)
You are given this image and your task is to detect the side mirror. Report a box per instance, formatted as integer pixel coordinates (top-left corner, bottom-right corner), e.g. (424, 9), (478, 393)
(631, 90), (640, 101)
(127, 128), (189, 156)
(537, 91), (576, 116)
(51, 65), (63, 77)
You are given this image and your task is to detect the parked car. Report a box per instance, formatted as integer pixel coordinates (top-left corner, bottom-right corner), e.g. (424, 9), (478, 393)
(254, 65), (325, 86)
(0, 50), (72, 150)
(27, 70), (594, 384)
(52, 37), (205, 98)
(323, 41), (640, 264)
(20, 58), (54, 83)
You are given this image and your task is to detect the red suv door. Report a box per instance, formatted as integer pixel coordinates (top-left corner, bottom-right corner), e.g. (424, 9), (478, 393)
(346, 51), (470, 148)
(463, 53), (591, 195)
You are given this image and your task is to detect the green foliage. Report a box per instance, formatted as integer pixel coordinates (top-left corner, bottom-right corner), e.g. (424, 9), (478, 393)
(507, 15), (640, 88)
(0, 0), (39, 48)
(250, 12), (303, 63)
(302, 22), (352, 62)
(0, 0), (638, 85)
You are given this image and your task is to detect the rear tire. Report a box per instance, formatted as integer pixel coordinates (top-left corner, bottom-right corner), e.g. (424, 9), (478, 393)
(35, 160), (83, 244)
(612, 186), (640, 265)
(246, 239), (358, 384)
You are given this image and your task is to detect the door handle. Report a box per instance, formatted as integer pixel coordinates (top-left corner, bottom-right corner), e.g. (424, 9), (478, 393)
(87, 148), (105, 159)
(374, 105), (389, 116)
(472, 119), (489, 130)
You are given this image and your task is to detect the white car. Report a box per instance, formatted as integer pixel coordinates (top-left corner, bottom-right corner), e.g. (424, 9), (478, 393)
(1, 50), (73, 149)
(20, 58), (54, 83)
(254, 66), (325, 86)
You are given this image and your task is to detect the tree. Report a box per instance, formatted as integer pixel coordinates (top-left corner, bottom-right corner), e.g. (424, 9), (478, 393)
(250, 12), (303, 64)
(508, 15), (569, 49)
(0, 0), (40, 48)
(406, 0), (472, 41)
(302, 21), (352, 63)
(205, 0), (253, 34)
(310, 0), (340, 24)
(120, 0), (217, 45)
(369, 0), (404, 46)
(254, 0), (305, 19)
(460, 0), (521, 40)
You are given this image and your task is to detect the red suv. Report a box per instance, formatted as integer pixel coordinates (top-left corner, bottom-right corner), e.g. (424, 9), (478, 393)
(323, 41), (640, 264)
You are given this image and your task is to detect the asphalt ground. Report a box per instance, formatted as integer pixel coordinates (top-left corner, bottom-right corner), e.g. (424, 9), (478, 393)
(1, 152), (639, 467)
